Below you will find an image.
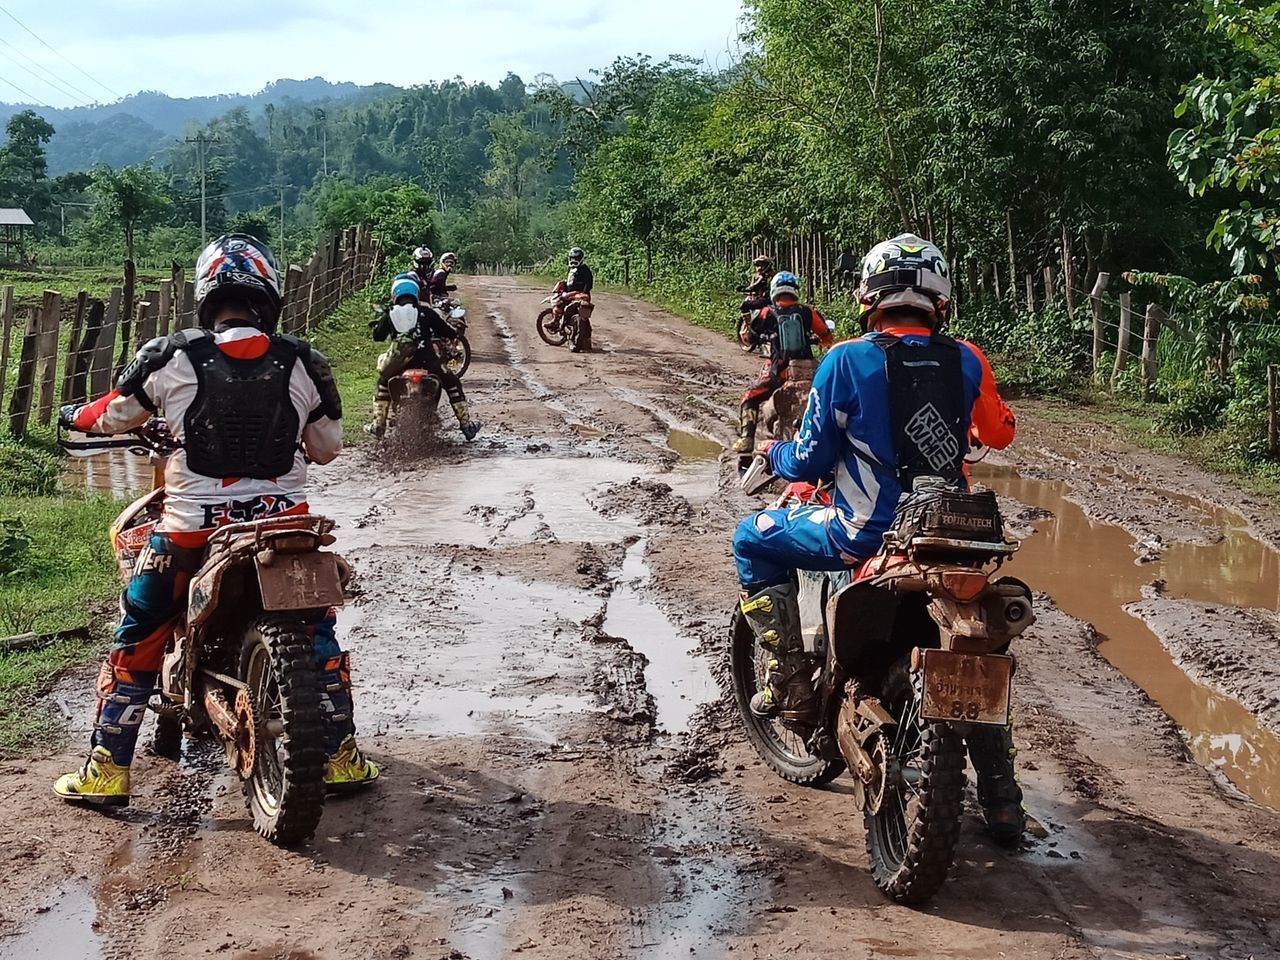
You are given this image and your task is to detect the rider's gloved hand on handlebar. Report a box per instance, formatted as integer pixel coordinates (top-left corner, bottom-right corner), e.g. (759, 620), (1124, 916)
(58, 402), (82, 431)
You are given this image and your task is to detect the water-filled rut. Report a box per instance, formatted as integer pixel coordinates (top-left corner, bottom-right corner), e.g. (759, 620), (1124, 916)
(977, 463), (1280, 808)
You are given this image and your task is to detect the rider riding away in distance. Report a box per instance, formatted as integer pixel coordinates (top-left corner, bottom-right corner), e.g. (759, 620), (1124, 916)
(429, 252), (459, 302)
(366, 269), (481, 440)
(53, 233), (379, 806)
(732, 271), (834, 469)
(731, 234), (1025, 844)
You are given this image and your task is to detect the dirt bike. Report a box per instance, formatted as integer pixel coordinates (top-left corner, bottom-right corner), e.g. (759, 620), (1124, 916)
(536, 286), (594, 350)
(750, 320), (837, 447)
(60, 419), (351, 847)
(432, 297), (472, 377)
(387, 350), (445, 443)
(731, 457), (1035, 904)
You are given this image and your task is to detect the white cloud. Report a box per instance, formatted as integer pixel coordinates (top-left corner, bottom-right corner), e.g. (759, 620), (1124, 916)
(0, 0), (747, 107)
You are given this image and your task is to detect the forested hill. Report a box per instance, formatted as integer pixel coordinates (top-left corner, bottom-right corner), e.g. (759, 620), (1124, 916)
(0, 78), (402, 174)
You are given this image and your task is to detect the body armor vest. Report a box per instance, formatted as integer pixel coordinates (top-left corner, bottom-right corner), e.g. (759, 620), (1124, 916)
(871, 332), (967, 489)
(182, 335), (301, 480)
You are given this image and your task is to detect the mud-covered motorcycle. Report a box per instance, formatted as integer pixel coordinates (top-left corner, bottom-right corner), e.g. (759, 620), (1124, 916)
(432, 297), (472, 377)
(536, 285), (594, 350)
(61, 420), (351, 847)
(731, 458), (1034, 903)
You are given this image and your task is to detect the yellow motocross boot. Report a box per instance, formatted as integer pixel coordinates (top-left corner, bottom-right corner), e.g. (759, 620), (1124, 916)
(53, 746), (131, 807)
(324, 736), (380, 793)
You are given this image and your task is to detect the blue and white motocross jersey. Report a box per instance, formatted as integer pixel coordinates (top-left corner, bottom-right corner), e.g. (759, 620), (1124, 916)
(768, 330), (1013, 559)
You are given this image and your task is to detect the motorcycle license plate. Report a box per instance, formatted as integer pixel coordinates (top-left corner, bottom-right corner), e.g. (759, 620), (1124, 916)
(256, 553), (345, 611)
(919, 649), (1013, 726)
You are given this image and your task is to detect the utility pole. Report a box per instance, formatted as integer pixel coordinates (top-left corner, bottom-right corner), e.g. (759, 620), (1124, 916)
(184, 132), (220, 243)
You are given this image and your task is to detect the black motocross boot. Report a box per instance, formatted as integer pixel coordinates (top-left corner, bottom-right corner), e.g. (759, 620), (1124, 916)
(968, 722), (1025, 848)
(739, 582), (818, 723)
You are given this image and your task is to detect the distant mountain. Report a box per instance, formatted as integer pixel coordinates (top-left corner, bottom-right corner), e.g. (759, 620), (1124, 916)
(0, 78), (404, 174)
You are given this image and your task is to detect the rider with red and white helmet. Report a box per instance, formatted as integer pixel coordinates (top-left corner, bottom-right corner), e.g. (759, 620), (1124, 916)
(53, 233), (379, 807)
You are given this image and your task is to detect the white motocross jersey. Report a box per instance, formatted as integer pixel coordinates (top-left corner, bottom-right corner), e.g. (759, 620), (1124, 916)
(71, 326), (343, 534)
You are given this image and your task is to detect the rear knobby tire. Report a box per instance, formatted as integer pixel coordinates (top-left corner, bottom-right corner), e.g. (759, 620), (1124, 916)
(729, 608), (844, 786)
(536, 308), (568, 346)
(864, 661), (966, 904)
(239, 616), (326, 847)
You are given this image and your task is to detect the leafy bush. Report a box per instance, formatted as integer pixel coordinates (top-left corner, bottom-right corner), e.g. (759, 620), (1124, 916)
(1157, 379), (1234, 434)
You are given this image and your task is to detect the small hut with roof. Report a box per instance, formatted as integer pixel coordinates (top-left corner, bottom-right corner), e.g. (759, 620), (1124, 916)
(0, 208), (34, 264)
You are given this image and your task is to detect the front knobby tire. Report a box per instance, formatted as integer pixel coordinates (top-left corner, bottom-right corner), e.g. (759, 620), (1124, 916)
(729, 608), (844, 786)
(448, 334), (472, 377)
(864, 660), (966, 905)
(239, 616), (326, 847)
(536, 308), (568, 346)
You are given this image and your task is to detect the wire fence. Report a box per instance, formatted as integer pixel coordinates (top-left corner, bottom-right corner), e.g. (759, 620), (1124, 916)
(0, 224), (382, 440)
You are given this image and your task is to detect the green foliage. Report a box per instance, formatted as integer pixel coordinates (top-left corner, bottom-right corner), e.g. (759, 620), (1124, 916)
(87, 165), (172, 262)
(0, 110), (55, 227)
(313, 178), (438, 255)
(951, 302), (1092, 400)
(0, 442), (60, 497)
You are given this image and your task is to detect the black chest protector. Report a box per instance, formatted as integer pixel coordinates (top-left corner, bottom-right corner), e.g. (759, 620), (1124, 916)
(870, 332), (967, 489)
(182, 334), (301, 480)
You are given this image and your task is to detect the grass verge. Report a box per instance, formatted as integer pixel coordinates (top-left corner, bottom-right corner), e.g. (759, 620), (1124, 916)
(0, 493), (121, 757)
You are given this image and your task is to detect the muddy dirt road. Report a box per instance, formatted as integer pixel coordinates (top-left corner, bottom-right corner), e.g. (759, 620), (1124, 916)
(2, 276), (1279, 960)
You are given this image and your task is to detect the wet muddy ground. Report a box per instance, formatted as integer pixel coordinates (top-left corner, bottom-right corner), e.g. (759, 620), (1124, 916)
(2, 277), (1279, 959)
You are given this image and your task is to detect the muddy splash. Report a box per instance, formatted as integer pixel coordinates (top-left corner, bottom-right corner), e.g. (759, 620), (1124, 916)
(978, 464), (1280, 808)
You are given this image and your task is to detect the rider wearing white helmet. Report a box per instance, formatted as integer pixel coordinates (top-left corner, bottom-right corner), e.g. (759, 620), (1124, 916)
(732, 233), (1023, 845)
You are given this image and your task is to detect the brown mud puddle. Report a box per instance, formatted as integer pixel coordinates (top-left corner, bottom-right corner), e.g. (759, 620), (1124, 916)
(63, 448), (153, 498)
(977, 464), (1280, 808)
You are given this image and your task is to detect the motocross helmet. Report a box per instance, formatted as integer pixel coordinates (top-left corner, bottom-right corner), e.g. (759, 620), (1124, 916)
(752, 255), (774, 272)
(769, 271), (800, 303)
(412, 245), (435, 270)
(194, 233), (283, 332)
(858, 234), (952, 329)
(440, 252), (458, 270)
(568, 246), (585, 266)
(390, 273), (421, 304)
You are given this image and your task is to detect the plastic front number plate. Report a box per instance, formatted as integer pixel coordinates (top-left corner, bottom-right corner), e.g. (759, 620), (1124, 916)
(919, 649), (1013, 726)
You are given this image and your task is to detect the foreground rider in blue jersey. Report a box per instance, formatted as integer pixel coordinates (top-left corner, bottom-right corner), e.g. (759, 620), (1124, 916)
(732, 234), (1024, 844)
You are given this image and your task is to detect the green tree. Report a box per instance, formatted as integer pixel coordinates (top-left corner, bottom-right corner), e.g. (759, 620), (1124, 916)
(89, 165), (172, 262)
(0, 110), (56, 227)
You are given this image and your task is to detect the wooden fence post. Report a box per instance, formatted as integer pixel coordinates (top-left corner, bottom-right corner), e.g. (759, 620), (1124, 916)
(157, 280), (173, 338)
(280, 264), (304, 332)
(180, 281), (195, 328)
(623, 256), (631, 287)
(1141, 303), (1165, 399)
(91, 288), (122, 398)
(69, 299), (105, 403)
(1111, 291), (1133, 391)
(0, 286), (12, 406)
(1090, 272), (1111, 377)
(117, 259), (136, 375)
(61, 291), (88, 402)
(35, 290), (62, 426)
(1025, 273), (1035, 312)
(1268, 364), (1278, 459)
(131, 302), (150, 361)
(1006, 211), (1017, 300)
(1062, 224), (1077, 320)
(1043, 265), (1056, 308)
(8, 308), (39, 438)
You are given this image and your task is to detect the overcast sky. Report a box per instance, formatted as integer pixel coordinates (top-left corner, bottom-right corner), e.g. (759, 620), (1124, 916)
(0, 0), (749, 108)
